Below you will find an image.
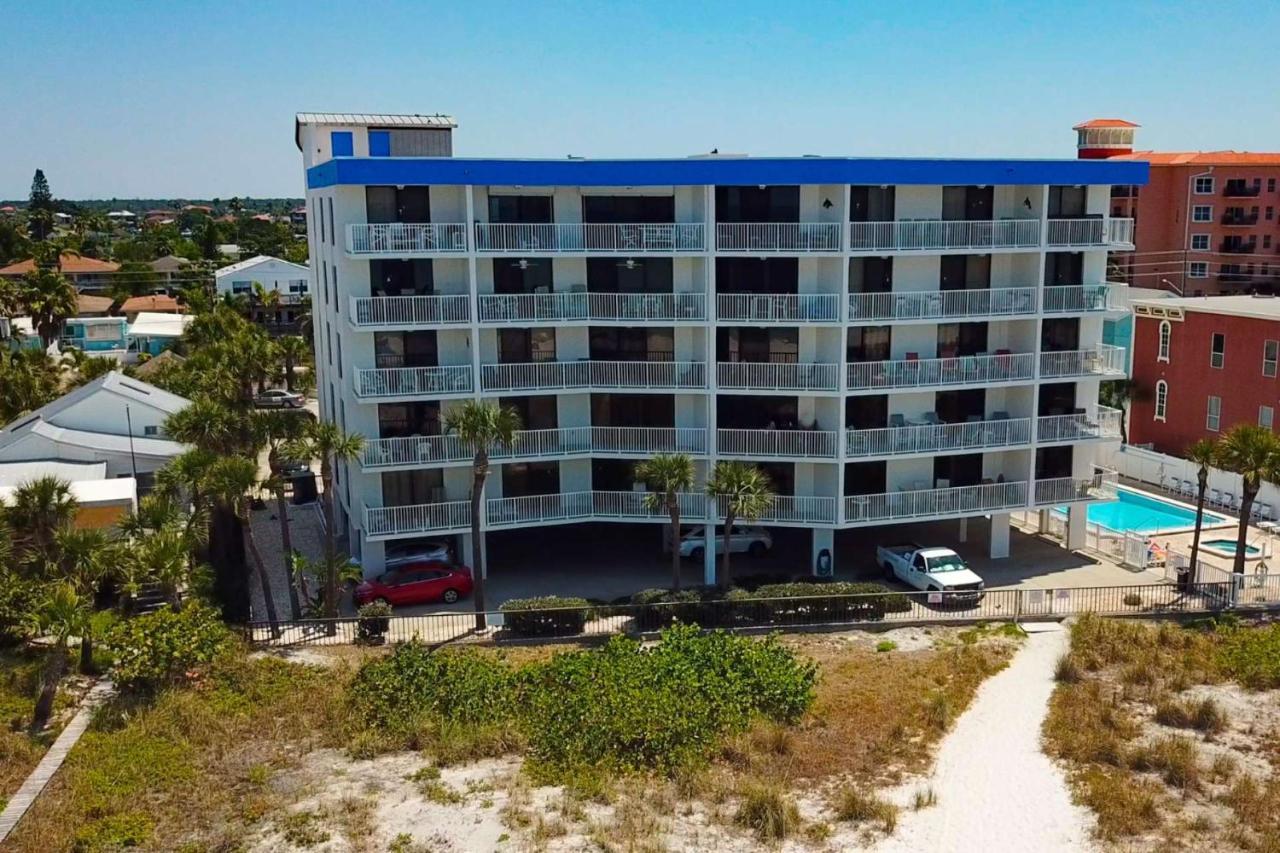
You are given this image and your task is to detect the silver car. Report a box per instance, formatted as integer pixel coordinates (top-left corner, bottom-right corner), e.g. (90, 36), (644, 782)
(678, 525), (773, 561)
(253, 389), (306, 409)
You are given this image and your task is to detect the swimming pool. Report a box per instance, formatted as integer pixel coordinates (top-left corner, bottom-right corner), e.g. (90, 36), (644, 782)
(1058, 488), (1230, 535)
(1203, 539), (1261, 558)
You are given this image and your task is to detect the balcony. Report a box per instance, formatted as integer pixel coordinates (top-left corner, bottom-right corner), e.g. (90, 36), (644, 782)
(359, 426), (709, 471)
(1220, 241), (1258, 254)
(1032, 469), (1119, 505)
(1107, 218), (1135, 248)
(348, 295), (470, 329)
(844, 481), (1029, 525)
(353, 365), (474, 400)
(479, 360), (706, 393)
(847, 352), (1036, 392)
(473, 223), (705, 254)
(715, 293), (841, 323)
(477, 291), (706, 324)
(1036, 408), (1123, 444)
(1224, 184), (1262, 198)
(845, 416), (1032, 459)
(1038, 345), (1126, 379)
(1221, 212), (1260, 226)
(715, 223), (842, 253)
(1046, 218), (1108, 247)
(365, 500), (472, 538)
(347, 223), (469, 256)
(1041, 285), (1116, 314)
(753, 495), (838, 525)
(849, 219), (1039, 253)
(716, 428), (840, 459)
(847, 287), (1036, 322)
(717, 361), (841, 393)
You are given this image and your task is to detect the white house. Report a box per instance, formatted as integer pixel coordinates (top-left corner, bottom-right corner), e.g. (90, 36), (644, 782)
(0, 371), (190, 485)
(215, 255), (310, 303)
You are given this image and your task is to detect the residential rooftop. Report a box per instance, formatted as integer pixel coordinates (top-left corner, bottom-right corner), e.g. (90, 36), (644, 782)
(1131, 294), (1280, 321)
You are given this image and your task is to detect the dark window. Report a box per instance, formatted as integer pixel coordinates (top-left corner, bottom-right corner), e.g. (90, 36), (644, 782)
(582, 196), (674, 223)
(501, 396), (557, 430)
(1040, 318), (1080, 352)
(942, 186), (993, 221)
(715, 258), (798, 295)
(1048, 186), (1088, 218)
(1045, 252), (1084, 287)
(590, 394), (674, 427)
(847, 326), (891, 361)
(381, 468), (443, 506)
(849, 186), (896, 222)
(498, 328), (556, 363)
(719, 395), (805, 430)
(715, 186), (799, 223)
(592, 458), (640, 491)
(935, 389), (987, 424)
(940, 255), (992, 290)
(849, 257), (893, 293)
(488, 195), (553, 223)
(937, 322), (988, 358)
(374, 330), (437, 368)
(717, 327), (798, 363)
(1211, 332), (1225, 369)
(1038, 383), (1077, 416)
(1270, 178), (1277, 193)
(587, 258), (673, 293)
(845, 395), (887, 430)
(493, 258), (552, 294)
(502, 462), (560, 498)
(1035, 446), (1074, 480)
(589, 327), (674, 361)
(378, 402), (440, 438)
(1267, 207), (1275, 221)
(934, 453), (983, 487)
(371, 259), (433, 296)
(844, 461), (886, 496)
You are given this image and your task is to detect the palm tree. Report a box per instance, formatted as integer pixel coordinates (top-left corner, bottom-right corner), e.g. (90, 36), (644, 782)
(26, 582), (88, 732)
(635, 453), (696, 591)
(207, 456), (280, 636)
(1216, 424), (1280, 575)
(5, 476), (78, 569)
(21, 266), (78, 350)
(443, 401), (521, 630)
(286, 420), (364, 619)
(52, 528), (115, 673)
(1100, 379), (1151, 445)
(1185, 439), (1219, 585)
(130, 527), (192, 610)
(164, 397), (250, 456)
(256, 410), (309, 618)
(276, 335), (310, 392)
(705, 461), (774, 590)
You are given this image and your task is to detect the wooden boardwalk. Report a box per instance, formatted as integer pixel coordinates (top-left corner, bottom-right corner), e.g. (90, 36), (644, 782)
(0, 679), (115, 842)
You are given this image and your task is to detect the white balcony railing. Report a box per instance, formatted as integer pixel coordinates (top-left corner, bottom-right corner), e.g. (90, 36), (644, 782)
(347, 223), (469, 255)
(717, 362), (841, 392)
(849, 219), (1040, 252)
(478, 292), (706, 323)
(486, 491), (708, 528)
(480, 360), (706, 393)
(1033, 469), (1119, 505)
(1040, 285), (1114, 314)
(349, 295), (471, 327)
(1038, 345), (1126, 379)
(1036, 408), (1123, 444)
(847, 287), (1037, 321)
(844, 481), (1029, 524)
(354, 365), (474, 399)
(1046, 218), (1107, 247)
(755, 495), (838, 525)
(846, 417), (1032, 458)
(360, 426), (708, 470)
(474, 223), (705, 253)
(1108, 218), (1135, 247)
(715, 293), (840, 323)
(365, 500), (471, 538)
(717, 428), (840, 459)
(715, 223), (842, 252)
(847, 352), (1035, 391)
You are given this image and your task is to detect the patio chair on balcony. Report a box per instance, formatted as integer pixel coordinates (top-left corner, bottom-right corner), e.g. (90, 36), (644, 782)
(922, 411), (942, 426)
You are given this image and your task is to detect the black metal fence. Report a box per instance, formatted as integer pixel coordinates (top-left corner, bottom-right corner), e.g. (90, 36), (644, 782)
(244, 581), (1240, 648)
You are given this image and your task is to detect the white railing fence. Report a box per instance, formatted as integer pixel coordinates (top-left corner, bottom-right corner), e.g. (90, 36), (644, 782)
(1038, 345), (1126, 378)
(717, 428), (840, 458)
(474, 223), (705, 253)
(846, 417), (1032, 458)
(478, 292), (707, 323)
(849, 219), (1040, 252)
(347, 223), (469, 254)
(354, 365), (474, 398)
(717, 361), (841, 392)
(1041, 285), (1113, 313)
(349, 294), (471, 326)
(1033, 470), (1119, 505)
(847, 352), (1035, 391)
(715, 293), (840, 322)
(845, 481), (1029, 523)
(1036, 408), (1123, 443)
(480, 360), (706, 392)
(715, 223), (842, 252)
(847, 287), (1036, 321)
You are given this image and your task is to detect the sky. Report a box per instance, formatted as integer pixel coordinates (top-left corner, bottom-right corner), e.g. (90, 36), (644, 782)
(2, 0), (1278, 199)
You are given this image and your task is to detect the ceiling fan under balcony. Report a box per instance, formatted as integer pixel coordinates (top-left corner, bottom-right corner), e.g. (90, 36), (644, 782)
(615, 258), (643, 270)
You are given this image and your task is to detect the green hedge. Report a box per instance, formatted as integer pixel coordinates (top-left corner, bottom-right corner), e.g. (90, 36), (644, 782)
(750, 582), (911, 621)
(106, 603), (236, 691)
(628, 582), (909, 629)
(499, 596), (592, 637)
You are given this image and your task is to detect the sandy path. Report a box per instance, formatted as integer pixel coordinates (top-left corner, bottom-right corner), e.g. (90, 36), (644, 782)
(871, 623), (1095, 853)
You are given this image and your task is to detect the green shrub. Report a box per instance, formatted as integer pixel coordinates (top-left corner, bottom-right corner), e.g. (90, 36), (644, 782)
(347, 641), (515, 741)
(734, 782), (801, 841)
(355, 601), (392, 645)
(1217, 622), (1280, 689)
(105, 603), (235, 691)
(749, 582), (910, 622)
(833, 786), (899, 833)
(519, 624), (816, 778)
(499, 596), (591, 637)
(71, 811), (155, 852)
(629, 587), (740, 631)
(1154, 696), (1226, 733)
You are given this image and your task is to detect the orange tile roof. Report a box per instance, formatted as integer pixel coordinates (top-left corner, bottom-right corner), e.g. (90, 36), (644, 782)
(1113, 150), (1280, 166)
(76, 294), (115, 313)
(1074, 118), (1140, 129)
(0, 254), (121, 276)
(120, 294), (184, 314)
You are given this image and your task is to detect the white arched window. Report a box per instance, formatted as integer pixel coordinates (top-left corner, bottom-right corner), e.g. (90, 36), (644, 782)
(1154, 380), (1168, 421)
(1157, 320), (1172, 362)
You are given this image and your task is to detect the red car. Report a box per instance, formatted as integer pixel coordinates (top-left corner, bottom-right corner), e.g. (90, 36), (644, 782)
(354, 562), (474, 608)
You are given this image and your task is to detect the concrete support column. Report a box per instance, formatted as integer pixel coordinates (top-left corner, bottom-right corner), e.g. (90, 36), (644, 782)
(958, 517), (969, 544)
(359, 536), (385, 578)
(1038, 509), (1050, 533)
(1066, 504), (1088, 551)
(989, 513), (1011, 559)
(703, 523), (717, 586)
(460, 531), (488, 578)
(811, 526), (835, 576)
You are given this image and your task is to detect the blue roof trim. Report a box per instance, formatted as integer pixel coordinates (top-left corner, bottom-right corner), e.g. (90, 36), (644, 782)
(307, 156), (1148, 189)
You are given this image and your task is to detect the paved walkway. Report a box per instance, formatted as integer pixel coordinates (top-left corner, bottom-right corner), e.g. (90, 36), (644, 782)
(0, 679), (115, 842)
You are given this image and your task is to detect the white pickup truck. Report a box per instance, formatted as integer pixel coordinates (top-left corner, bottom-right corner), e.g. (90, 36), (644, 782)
(875, 543), (985, 603)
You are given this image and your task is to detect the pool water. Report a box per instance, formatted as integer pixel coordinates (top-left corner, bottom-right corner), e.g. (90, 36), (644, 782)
(1063, 488), (1229, 535)
(1203, 539), (1261, 557)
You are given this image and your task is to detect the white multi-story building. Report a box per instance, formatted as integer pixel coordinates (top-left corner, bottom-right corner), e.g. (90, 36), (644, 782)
(295, 112), (1148, 580)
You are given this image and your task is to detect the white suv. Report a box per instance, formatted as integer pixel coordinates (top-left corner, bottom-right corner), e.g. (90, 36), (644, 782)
(678, 525), (773, 562)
